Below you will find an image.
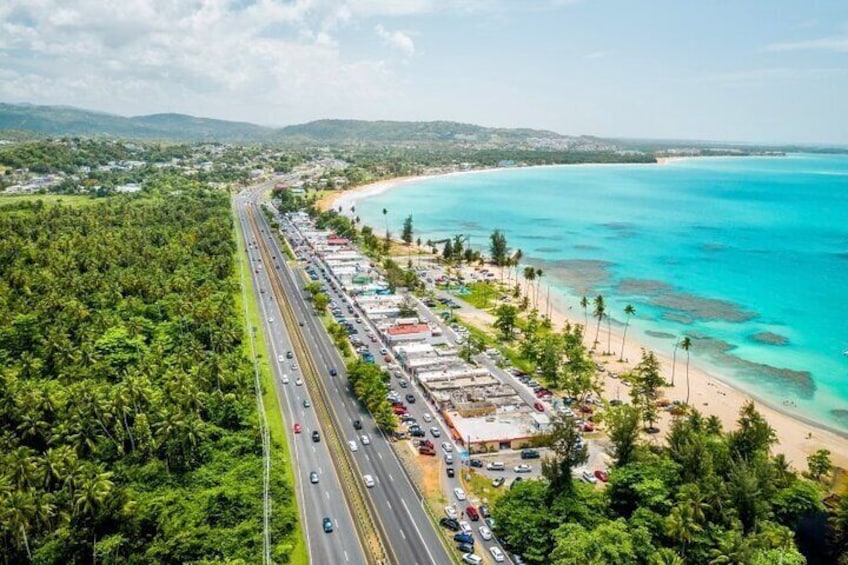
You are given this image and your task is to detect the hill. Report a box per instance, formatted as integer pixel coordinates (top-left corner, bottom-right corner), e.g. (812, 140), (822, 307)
(0, 103), (275, 142)
(0, 103), (569, 145)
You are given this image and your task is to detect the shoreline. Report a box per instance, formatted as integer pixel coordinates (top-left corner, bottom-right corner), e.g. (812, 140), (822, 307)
(315, 166), (848, 470)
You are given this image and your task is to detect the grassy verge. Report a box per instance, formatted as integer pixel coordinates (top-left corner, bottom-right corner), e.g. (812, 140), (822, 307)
(233, 205), (308, 565)
(460, 469), (506, 508)
(461, 281), (503, 311)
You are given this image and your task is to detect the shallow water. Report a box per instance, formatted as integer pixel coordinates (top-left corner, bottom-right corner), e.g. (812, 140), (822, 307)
(354, 155), (848, 432)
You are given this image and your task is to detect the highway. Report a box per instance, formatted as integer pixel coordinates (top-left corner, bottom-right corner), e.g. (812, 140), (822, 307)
(235, 193), (368, 565)
(240, 187), (454, 565)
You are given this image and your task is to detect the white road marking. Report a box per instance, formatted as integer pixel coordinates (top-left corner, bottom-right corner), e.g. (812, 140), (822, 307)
(399, 528), (406, 540)
(378, 452), (383, 460)
(388, 473), (394, 482)
(344, 551), (349, 562)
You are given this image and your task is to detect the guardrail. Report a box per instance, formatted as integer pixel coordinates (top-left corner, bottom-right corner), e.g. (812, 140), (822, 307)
(246, 207), (393, 565)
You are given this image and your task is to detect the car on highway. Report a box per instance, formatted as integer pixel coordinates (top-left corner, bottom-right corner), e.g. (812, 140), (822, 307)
(311, 430), (320, 442)
(281, 374), (289, 384)
(430, 427), (441, 438)
(445, 506), (458, 520)
(295, 378), (303, 386)
(360, 434), (371, 445)
(454, 487), (467, 501)
(442, 442), (453, 453)
(302, 398), (310, 408)
(461, 554), (483, 565)
(422, 413), (433, 423)
(445, 453), (454, 465)
(268, 317), (273, 323)
(490, 546), (506, 562)
(348, 441), (358, 452)
(363, 474), (375, 488)
(277, 354), (285, 362)
(291, 362), (298, 371)
(514, 464), (532, 473)
(479, 525), (492, 540)
(309, 471), (319, 484)
(447, 466), (456, 478)
(405, 393), (416, 403)
(322, 517), (334, 533)
(353, 419), (362, 430)
(398, 380), (408, 388)
(329, 367), (338, 376)
(286, 351), (294, 359)
(293, 423), (301, 434)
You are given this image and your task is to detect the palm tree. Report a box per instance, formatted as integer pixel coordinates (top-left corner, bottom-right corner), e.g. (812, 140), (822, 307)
(382, 207), (388, 238)
(619, 304), (636, 361)
(592, 295), (605, 348)
(534, 268), (543, 309)
(512, 249), (523, 285)
(681, 336), (692, 404)
(523, 267), (536, 306)
(670, 338), (680, 386)
(606, 313), (613, 355)
(666, 502), (703, 559)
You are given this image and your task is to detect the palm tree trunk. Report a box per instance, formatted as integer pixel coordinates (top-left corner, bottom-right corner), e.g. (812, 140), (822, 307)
(671, 341), (679, 386)
(619, 320), (630, 362)
(685, 353), (691, 405)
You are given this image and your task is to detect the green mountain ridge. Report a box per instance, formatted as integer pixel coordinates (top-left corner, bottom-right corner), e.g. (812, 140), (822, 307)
(0, 103), (569, 144)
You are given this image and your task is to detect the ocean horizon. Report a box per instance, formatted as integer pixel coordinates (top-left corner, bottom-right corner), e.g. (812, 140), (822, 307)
(350, 154), (848, 434)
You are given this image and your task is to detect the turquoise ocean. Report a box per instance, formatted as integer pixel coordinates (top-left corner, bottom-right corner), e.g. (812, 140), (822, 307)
(353, 154), (848, 434)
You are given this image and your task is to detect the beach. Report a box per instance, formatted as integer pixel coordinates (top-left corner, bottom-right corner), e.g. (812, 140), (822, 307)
(316, 170), (848, 472)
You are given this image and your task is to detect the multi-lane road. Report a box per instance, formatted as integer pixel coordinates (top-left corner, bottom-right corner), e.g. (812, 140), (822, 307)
(236, 186), (454, 565)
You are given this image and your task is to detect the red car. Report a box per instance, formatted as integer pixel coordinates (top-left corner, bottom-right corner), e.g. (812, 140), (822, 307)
(594, 470), (609, 483)
(582, 422), (595, 433)
(293, 423), (302, 434)
(533, 401), (545, 412)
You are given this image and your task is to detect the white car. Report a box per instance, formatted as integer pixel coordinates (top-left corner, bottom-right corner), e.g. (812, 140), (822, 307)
(460, 520), (472, 534)
(454, 487), (467, 501)
(422, 413), (433, 423)
(489, 546), (505, 562)
(582, 470), (598, 484)
(441, 442), (453, 453)
(295, 378), (303, 386)
(461, 554), (482, 565)
(348, 441), (358, 452)
(444, 506), (458, 520)
(478, 525), (492, 540)
(291, 362), (298, 371)
(514, 464), (532, 473)
(363, 474), (375, 488)
(281, 374), (290, 384)
(360, 434), (371, 446)
(278, 354), (285, 363)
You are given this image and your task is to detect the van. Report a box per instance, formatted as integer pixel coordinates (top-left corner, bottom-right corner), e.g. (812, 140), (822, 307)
(462, 554), (483, 565)
(486, 461), (505, 471)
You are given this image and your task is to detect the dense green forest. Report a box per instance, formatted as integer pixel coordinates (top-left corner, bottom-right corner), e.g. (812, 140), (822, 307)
(491, 402), (838, 565)
(0, 178), (297, 563)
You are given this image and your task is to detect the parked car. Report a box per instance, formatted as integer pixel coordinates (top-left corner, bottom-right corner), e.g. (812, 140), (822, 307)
(457, 542), (474, 553)
(492, 477), (505, 488)
(453, 533), (474, 545)
(444, 506), (458, 520)
(461, 554), (483, 565)
(533, 401), (545, 412)
(442, 442), (453, 453)
(440, 517), (460, 531)
(514, 464), (532, 473)
(478, 525), (492, 540)
(446, 466), (456, 478)
(479, 504), (490, 518)
(489, 546), (506, 562)
(430, 427), (441, 438)
(594, 469), (609, 482)
(454, 487), (467, 501)
(405, 393), (416, 403)
(520, 449), (540, 459)
(582, 470), (598, 484)
(466, 505), (480, 521)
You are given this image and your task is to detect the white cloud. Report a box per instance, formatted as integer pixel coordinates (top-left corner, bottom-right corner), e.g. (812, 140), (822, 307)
(375, 24), (415, 57)
(766, 35), (848, 52)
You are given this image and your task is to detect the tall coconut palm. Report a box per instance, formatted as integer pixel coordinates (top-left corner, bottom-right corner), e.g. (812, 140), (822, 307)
(523, 266), (536, 305)
(670, 338), (680, 386)
(681, 336), (692, 404)
(534, 268), (543, 310)
(580, 296), (589, 334)
(592, 295), (605, 348)
(606, 312), (613, 356)
(619, 304), (636, 361)
(382, 207), (388, 238)
(513, 249), (523, 284)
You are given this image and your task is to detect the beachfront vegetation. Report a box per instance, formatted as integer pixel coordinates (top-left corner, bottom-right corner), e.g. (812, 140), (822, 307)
(492, 403), (820, 565)
(0, 179), (298, 563)
(489, 229), (509, 266)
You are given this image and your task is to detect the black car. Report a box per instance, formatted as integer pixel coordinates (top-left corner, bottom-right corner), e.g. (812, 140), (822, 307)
(439, 517), (460, 531)
(353, 420), (362, 430)
(405, 393), (416, 403)
(286, 351), (294, 359)
(410, 429), (426, 437)
(322, 517), (334, 533)
(469, 459), (483, 468)
(329, 367), (338, 376)
(446, 467), (455, 478)
(453, 533), (474, 544)
(479, 504), (490, 518)
(312, 430), (320, 442)
(520, 449), (540, 460)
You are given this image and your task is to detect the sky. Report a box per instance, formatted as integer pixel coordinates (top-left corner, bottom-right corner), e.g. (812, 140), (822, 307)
(1, 0), (847, 144)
